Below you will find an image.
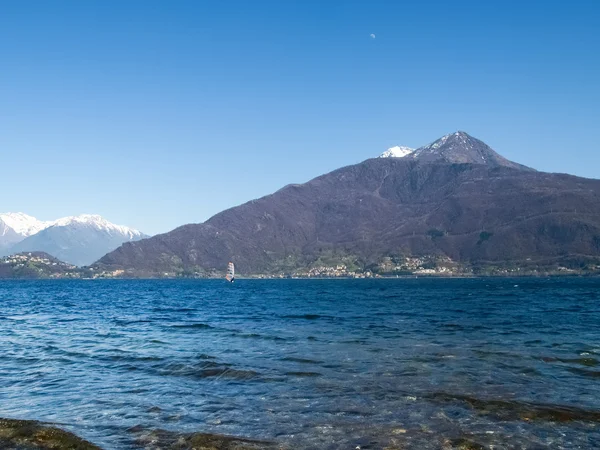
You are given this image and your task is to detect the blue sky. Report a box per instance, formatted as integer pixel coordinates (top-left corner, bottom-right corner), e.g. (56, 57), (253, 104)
(1, 0), (599, 235)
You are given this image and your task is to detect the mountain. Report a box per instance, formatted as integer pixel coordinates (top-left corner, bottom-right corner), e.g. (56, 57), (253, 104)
(8, 214), (148, 267)
(378, 132), (530, 169)
(0, 212), (50, 251)
(408, 131), (533, 170)
(96, 132), (600, 276)
(379, 146), (414, 158)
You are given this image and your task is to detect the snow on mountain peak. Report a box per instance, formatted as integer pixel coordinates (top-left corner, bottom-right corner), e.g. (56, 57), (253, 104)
(51, 214), (145, 238)
(411, 130), (479, 157)
(379, 146), (414, 158)
(53, 214), (107, 227)
(0, 212), (145, 241)
(0, 212), (51, 237)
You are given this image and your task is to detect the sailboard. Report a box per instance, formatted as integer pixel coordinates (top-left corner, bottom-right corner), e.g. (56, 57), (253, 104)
(225, 262), (235, 283)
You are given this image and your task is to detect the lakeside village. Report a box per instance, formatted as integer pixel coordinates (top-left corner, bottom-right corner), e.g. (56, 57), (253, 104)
(0, 253), (461, 279)
(261, 256), (460, 278)
(0, 253), (79, 278)
(2, 252), (598, 279)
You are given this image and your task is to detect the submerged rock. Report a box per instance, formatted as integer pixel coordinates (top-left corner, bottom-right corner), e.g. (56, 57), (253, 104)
(129, 426), (278, 449)
(445, 437), (485, 450)
(0, 418), (101, 449)
(428, 392), (600, 423)
(0, 418), (280, 450)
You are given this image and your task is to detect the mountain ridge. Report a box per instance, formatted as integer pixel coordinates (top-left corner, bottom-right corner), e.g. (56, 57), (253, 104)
(408, 131), (533, 171)
(95, 132), (600, 276)
(379, 131), (532, 171)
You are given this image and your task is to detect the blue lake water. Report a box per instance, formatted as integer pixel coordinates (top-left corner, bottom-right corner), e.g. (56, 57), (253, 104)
(1, 278), (600, 449)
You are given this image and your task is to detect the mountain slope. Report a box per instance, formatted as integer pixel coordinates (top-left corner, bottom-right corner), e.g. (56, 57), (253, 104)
(10, 215), (147, 266)
(96, 133), (600, 276)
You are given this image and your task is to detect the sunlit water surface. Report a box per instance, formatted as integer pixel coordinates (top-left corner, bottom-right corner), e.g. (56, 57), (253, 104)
(1, 278), (600, 449)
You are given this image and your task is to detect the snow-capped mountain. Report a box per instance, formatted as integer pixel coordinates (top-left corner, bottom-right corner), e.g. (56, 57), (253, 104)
(0, 213), (52, 251)
(376, 132), (532, 170)
(51, 214), (145, 240)
(1, 213), (148, 266)
(408, 131), (533, 170)
(0, 212), (50, 237)
(379, 146), (414, 158)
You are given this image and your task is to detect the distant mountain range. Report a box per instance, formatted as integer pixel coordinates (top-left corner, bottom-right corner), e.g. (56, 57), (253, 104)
(95, 131), (600, 276)
(0, 213), (147, 266)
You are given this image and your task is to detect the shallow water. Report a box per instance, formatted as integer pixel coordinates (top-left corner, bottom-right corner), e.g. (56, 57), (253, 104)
(1, 278), (600, 448)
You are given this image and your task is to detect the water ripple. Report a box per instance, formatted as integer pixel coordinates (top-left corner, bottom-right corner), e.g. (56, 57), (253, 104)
(1, 278), (600, 449)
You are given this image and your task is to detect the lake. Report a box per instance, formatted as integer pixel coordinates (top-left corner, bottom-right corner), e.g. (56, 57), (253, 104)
(1, 278), (600, 449)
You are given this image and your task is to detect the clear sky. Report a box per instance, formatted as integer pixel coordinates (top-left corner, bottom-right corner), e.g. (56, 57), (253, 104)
(2, 0), (599, 235)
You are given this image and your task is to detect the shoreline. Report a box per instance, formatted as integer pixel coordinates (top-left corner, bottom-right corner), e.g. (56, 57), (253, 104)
(2, 272), (600, 281)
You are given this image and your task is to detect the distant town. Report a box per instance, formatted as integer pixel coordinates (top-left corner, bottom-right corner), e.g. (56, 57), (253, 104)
(1, 252), (598, 280)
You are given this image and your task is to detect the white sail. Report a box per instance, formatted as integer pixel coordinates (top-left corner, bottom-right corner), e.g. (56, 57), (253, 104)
(226, 262), (235, 282)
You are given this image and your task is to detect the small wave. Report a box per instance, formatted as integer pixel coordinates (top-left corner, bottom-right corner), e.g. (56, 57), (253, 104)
(367, 324), (397, 330)
(578, 347), (600, 356)
(161, 360), (225, 371)
(104, 354), (164, 363)
(280, 314), (335, 320)
(498, 329), (526, 335)
(55, 317), (81, 323)
(340, 339), (368, 344)
(565, 367), (600, 379)
(541, 356), (599, 367)
(286, 371), (322, 377)
(153, 307), (196, 313)
(157, 361), (259, 381)
(281, 357), (323, 364)
(43, 346), (90, 359)
(197, 368), (259, 380)
(169, 323), (214, 329)
(369, 348), (385, 353)
(230, 332), (288, 341)
(472, 349), (526, 360)
(113, 319), (152, 326)
(439, 323), (465, 331)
